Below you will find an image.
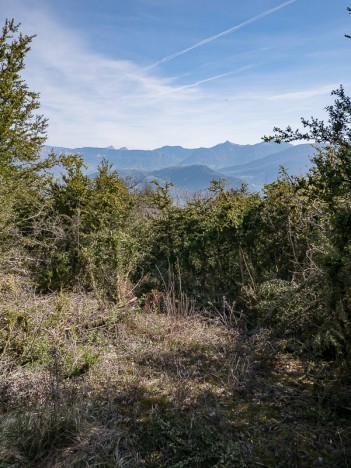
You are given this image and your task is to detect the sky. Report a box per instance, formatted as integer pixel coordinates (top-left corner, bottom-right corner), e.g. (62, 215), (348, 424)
(1, 0), (350, 149)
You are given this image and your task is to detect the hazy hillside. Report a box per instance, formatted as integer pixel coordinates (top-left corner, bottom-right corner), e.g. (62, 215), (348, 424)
(42, 145), (189, 172)
(221, 144), (317, 187)
(42, 141), (294, 173)
(151, 164), (241, 191)
(43, 141), (315, 192)
(179, 141), (293, 168)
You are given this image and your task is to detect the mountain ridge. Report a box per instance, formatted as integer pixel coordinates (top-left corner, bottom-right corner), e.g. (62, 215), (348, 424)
(42, 141), (316, 192)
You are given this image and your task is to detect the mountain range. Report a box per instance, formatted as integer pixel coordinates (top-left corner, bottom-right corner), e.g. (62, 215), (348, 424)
(42, 141), (318, 192)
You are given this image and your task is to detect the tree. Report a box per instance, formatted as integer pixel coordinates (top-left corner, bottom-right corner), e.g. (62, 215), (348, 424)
(264, 86), (351, 149)
(0, 19), (54, 278)
(346, 7), (351, 39)
(264, 87), (351, 356)
(0, 19), (48, 177)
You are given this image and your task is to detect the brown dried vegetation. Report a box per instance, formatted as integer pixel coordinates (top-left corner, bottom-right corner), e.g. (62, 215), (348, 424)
(1, 277), (350, 467)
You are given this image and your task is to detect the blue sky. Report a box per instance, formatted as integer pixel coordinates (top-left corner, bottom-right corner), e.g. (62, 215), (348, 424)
(1, 0), (350, 149)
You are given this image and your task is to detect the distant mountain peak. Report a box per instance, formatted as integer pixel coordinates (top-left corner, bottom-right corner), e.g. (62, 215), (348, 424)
(213, 140), (239, 149)
(105, 145), (115, 149)
(157, 145), (184, 150)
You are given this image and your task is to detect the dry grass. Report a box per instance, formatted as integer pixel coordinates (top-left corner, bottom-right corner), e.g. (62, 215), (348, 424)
(0, 275), (351, 466)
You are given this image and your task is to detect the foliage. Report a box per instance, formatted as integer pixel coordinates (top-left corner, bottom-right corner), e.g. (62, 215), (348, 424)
(264, 86), (351, 356)
(30, 155), (138, 295)
(2, 16), (351, 466)
(264, 86), (351, 148)
(2, 17), (351, 360)
(135, 182), (261, 305)
(346, 6), (351, 39)
(0, 19), (49, 176)
(0, 19), (56, 278)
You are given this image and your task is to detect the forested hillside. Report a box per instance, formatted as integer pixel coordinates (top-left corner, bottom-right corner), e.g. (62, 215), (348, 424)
(1, 18), (351, 466)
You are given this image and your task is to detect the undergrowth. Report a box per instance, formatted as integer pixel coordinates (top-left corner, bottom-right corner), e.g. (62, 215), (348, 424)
(0, 275), (350, 467)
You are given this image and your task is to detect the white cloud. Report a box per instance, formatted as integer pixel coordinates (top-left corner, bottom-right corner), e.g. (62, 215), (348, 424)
(5, 4), (207, 148)
(266, 85), (339, 102)
(0, 0), (345, 150)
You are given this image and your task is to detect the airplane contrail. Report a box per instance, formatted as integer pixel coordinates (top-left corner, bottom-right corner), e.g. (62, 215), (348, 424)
(143, 0), (296, 72)
(176, 65), (255, 91)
